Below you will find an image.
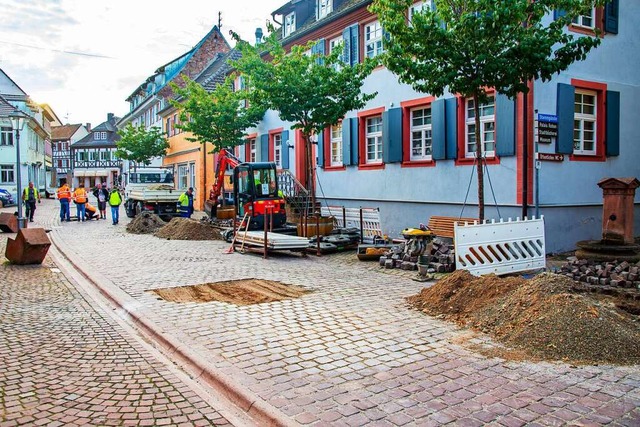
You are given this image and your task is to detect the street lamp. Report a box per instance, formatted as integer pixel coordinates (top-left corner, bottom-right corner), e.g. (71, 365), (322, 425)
(9, 111), (27, 230)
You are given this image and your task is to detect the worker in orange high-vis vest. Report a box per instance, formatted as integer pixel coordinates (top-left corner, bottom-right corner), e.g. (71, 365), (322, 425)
(57, 182), (72, 222)
(73, 183), (88, 222)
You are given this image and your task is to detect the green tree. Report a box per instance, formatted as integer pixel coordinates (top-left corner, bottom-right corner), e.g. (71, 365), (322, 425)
(371, 0), (606, 221)
(170, 74), (266, 152)
(231, 28), (378, 212)
(115, 123), (169, 172)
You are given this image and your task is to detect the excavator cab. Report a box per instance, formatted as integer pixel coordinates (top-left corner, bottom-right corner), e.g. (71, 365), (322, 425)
(233, 162), (286, 230)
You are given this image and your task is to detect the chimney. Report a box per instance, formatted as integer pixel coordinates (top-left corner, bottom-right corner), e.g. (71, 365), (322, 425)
(107, 112), (114, 123)
(85, 123), (91, 132)
(255, 27), (263, 46)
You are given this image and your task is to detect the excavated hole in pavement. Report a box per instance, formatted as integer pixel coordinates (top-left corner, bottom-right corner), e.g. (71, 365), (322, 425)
(150, 278), (312, 305)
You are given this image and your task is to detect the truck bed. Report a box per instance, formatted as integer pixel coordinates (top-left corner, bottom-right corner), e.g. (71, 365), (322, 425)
(128, 187), (180, 203)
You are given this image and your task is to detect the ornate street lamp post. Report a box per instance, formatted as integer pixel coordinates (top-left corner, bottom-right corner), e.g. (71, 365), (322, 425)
(9, 111), (26, 230)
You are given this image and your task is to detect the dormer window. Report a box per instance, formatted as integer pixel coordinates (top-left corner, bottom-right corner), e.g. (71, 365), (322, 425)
(317, 0), (332, 20)
(95, 131), (107, 140)
(284, 12), (296, 37)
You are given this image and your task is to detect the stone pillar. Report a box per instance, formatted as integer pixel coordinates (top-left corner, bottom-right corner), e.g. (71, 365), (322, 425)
(598, 177), (640, 244)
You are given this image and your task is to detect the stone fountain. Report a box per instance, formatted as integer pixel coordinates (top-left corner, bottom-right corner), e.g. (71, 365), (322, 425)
(576, 177), (640, 262)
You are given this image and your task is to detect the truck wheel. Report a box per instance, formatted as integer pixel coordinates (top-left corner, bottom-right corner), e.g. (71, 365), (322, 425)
(135, 202), (144, 216)
(125, 201), (136, 218)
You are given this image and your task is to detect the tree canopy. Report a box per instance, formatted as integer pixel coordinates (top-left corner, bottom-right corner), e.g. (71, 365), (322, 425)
(371, 0), (607, 220)
(115, 123), (169, 167)
(170, 74), (266, 153)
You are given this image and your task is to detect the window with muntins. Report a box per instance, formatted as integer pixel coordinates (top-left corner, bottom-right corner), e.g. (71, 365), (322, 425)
(274, 133), (282, 167)
(365, 21), (384, 59)
(366, 116), (383, 163)
(573, 90), (597, 155)
(318, 0), (332, 19)
(178, 165), (188, 189)
(572, 8), (595, 29)
(410, 107), (433, 161)
(330, 123), (343, 166)
(1, 165), (14, 183)
(284, 12), (296, 37)
(249, 138), (257, 162)
(329, 36), (343, 69)
(0, 127), (13, 146)
(465, 96), (495, 158)
(409, 1), (431, 24)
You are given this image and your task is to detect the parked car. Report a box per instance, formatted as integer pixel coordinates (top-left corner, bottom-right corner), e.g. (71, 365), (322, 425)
(0, 188), (15, 207)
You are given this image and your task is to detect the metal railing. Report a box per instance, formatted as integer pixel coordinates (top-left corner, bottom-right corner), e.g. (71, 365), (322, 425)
(277, 169), (313, 219)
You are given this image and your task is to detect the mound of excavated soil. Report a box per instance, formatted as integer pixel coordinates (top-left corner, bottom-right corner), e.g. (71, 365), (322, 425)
(408, 270), (640, 365)
(154, 217), (223, 240)
(126, 212), (166, 234)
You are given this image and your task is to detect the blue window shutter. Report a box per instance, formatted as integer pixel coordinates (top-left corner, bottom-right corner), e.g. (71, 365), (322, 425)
(432, 99), (446, 160)
(605, 0), (619, 34)
(606, 90), (620, 157)
(317, 129), (325, 169)
(382, 108), (402, 163)
(556, 83), (575, 155)
(445, 97), (458, 160)
(342, 120), (352, 166)
(496, 93), (516, 157)
(342, 27), (351, 65)
(350, 117), (359, 164)
(282, 130), (290, 168)
(260, 134), (269, 161)
(554, 9), (567, 20)
(312, 39), (325, 65)
(349, 24), (359, 66)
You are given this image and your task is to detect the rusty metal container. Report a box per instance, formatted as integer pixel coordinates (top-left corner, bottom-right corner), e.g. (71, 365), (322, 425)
(5, 228), (51, 265)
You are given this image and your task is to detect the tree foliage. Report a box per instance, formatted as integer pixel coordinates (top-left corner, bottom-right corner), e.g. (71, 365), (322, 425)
(231, 27), (378, 205)
(170, 74), (266, 153)
(371, 0), (607, 220)
(115, 123), (169, 167)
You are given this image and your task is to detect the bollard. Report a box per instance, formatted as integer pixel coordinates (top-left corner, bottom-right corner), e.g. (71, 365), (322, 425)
(5, 228), (51, 265)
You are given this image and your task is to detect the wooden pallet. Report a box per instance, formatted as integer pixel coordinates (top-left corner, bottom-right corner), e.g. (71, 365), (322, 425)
(427, 216), (478, 239)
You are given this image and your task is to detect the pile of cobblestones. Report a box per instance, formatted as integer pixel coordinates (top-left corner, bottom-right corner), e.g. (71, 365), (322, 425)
(559, 258), (640, 290)
(379, 238), (456, 273)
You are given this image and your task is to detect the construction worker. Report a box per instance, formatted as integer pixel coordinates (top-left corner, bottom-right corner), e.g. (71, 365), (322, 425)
(73, 183), (88, 222)
(22, 181), (41, 222)
(57, 181), (72, 222)
(178, 187), (194, 218)
(85, 202), (99, 220)
(108, 187), (122, 225)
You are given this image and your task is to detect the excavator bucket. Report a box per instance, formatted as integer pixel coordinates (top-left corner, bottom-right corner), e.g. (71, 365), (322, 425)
(5, 228), (51, 265)
(0, 212), (22, 233)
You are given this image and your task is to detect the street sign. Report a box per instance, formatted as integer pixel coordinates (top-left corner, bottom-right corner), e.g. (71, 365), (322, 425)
(537, 113), (558, 144)
(537, 113), (558, 123)
(536, 153), (564, 162)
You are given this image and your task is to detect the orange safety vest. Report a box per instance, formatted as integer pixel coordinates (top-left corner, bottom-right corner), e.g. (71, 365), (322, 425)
(74, 188), (88, 203)
(57, 185), (71, 200)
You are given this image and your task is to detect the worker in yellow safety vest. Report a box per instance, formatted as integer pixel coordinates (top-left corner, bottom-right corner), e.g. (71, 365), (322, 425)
(22, 181), (40, 222)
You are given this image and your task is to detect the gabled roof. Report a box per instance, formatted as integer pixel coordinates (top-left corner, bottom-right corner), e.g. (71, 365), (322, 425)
(197, 49), (243, 92)
(72, 115), (120, 148)
(51, 124), (83, 141)
(0, 68), (28, 97)
(92, 118), (119, 133)
(0, 94), (17, 117)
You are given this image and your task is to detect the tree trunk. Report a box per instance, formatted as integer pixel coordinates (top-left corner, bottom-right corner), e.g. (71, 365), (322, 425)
(473, 92), (485, 222)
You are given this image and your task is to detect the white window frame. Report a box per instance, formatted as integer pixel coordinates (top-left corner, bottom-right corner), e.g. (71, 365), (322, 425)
(365, 116), (383, 164)
(284, 12), (296, 38)
(1, 164), (15, 184)
(95, 131), (107, 140)
(572, 7), (596, 29)
(329, 36), (344, 69)
(330, 122), (343, 166)
(274, 133), (282, 168)
(249, 138), (257, 162)
(89, 150), (98, 161)
(364, 21), (384, 59)
(178, 164), (189, 190)
(409, 1), (431, 24)
(317, 0), (332, 20)
(189, 162), (196, 190)
(100, 150), (110, 161)
(76, 151), (87, 161)
(465, 96), (496, 158)
(1, 127), (14, 146)
(410, 106), (433, 161)
(573, 89), (597, 156)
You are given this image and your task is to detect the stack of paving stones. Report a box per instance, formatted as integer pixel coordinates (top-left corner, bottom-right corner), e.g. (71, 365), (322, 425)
(379, 237), (456, 273)
(560, 258), (640, 296)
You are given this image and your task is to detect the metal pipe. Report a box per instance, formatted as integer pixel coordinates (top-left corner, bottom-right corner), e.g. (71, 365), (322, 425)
(263, 208), (269, 259)
(15, 128), (23, 229)
(316, 213), (321, 256)
(359, 208), (364, 244)
(522, 88), (529, 219)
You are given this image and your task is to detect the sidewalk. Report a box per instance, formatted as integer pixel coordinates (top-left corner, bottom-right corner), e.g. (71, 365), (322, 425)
(14, 199), (640, 425)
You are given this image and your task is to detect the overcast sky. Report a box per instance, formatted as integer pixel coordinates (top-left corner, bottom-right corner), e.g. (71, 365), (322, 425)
(0, 0), (283, 127)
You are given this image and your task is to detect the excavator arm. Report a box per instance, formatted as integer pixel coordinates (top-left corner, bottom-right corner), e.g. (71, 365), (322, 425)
(209, 148), (241, 203)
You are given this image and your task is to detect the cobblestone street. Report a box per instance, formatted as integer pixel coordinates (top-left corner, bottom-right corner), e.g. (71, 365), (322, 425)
(2, 199), (640, 426)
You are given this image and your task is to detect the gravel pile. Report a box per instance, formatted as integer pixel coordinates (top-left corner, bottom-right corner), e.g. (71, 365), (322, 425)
(126, 212), (166, 234)
(408, 270), (640, 365)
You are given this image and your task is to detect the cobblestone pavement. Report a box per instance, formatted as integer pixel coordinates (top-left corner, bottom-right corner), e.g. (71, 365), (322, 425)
(0, 206), (237, 426)
(14, 200), (640, 425)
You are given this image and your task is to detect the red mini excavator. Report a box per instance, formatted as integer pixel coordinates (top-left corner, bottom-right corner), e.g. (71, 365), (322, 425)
(207, 148), (286, 230)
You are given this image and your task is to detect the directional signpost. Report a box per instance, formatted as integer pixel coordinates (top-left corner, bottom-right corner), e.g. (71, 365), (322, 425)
(537, 113), (558, 144)
(534, 113), (561, 218)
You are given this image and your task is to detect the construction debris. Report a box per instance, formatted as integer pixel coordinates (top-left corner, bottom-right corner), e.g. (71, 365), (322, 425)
(559, 258), (640, 290)
(154, 217), (223, 240)
(126, 212), (166, 234)
(408, 270), (640, 365)
(378, 237), (456, 273)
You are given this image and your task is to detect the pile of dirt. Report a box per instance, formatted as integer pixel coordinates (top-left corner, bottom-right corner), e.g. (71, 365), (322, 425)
(154, 217), (223, 240)
(408, 270), (640, 365)
(126, 212), (166, 234)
